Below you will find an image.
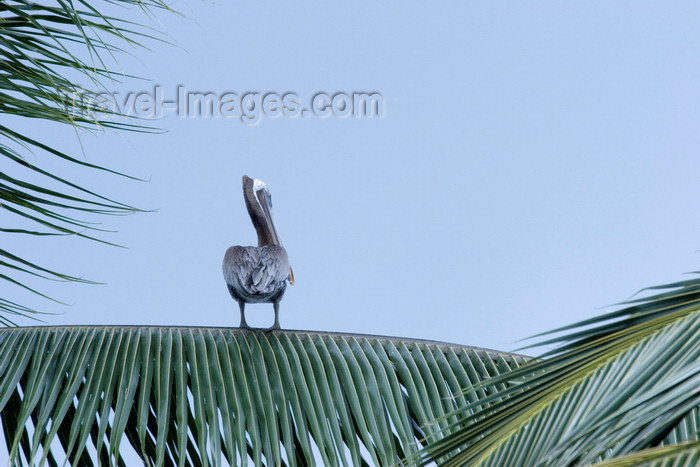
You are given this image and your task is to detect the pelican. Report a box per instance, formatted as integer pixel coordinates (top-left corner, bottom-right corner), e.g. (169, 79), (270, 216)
(223, 176), (294, 331)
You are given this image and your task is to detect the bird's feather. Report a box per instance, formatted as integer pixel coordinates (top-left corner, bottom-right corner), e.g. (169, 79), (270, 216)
(223, 245), (289, 302)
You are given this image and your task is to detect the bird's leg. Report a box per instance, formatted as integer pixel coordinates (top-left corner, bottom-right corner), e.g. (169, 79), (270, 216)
(264, 301), (281, 332)
(239, 301), (251, 330)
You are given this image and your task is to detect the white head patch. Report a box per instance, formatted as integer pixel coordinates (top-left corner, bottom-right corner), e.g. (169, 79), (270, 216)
(253, 178), (267, 193)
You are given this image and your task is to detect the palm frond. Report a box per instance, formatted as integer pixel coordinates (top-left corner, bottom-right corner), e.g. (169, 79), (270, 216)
(590, 441), (700, 467)
(0, 0), (174, 321)
(416, 273), (700, 466)
(0, 327), (527, 466)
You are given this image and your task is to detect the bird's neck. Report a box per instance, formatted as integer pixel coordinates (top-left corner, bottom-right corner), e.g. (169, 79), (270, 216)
(256, 229), (275, 247)
(253, 216), (276, 246)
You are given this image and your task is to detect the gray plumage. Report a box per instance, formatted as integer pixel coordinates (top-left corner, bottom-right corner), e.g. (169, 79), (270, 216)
(222, 176), (293, 331)
(223, 245), (289, 304)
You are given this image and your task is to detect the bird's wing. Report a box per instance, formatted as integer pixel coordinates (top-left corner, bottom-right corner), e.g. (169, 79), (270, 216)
(223, 246), (259, 295)
(223, 246), (289, 295)
(252, 246), (289, 292)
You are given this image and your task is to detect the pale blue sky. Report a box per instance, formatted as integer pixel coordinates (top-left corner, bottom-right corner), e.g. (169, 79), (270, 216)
(5, 1), (700, 355)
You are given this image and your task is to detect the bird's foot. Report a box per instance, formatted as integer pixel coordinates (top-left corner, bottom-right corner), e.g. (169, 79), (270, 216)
(239, 322), (253, 331)
(263, 324), (280, 333)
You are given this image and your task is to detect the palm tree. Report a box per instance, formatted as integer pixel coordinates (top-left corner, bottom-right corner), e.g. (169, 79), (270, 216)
(0, 327), (527, 465)
(2, 274), (699, 465)
(416, 273), (700, 466)
(2, 279), (699, 466)
(0, 0), (171, 323)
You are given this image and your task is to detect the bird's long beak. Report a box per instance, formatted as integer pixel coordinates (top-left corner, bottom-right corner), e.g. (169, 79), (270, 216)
(258, 190), (282, 246)
(257, 188), (294, 285)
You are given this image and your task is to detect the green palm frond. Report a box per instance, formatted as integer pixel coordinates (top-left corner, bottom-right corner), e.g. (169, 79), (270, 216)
(0, 327), (527, 466)
(0, 0), (174, 321)
(417, 274), (700, 466)
(590, 440), (700, 467)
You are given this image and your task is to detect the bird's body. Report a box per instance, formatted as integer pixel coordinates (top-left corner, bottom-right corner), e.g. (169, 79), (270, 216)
(223, 245), (289, 304)
(223, 176), (294, 331)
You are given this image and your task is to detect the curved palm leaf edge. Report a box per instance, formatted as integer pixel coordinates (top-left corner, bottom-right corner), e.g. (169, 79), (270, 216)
(0, 0), (175, 323)
(416, 272), (700, 466)
(0, 327), (528, 465)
